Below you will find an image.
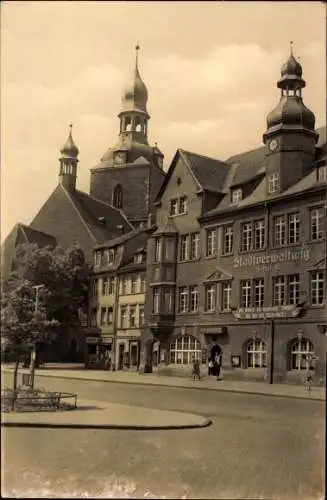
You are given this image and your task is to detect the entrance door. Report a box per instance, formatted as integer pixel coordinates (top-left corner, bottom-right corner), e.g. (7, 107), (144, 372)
(130, 344), (138, 367)
(118, 344), (124, 370)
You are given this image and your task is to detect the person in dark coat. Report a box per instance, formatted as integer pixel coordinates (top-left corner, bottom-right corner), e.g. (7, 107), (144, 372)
(215, 352), (222, 380)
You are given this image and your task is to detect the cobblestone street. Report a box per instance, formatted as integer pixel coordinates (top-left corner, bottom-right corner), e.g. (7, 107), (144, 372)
(2, 376), (324, 499)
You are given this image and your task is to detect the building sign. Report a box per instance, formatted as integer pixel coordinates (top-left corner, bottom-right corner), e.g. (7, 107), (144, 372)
(233, 248), (310, 272)
(233, 305), (300, 320)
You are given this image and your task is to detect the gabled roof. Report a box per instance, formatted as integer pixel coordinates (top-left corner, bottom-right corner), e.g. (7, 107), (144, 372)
(1, 223), (56, 281)
(153, 217), (178, 235)
(155, 148), (230, 201)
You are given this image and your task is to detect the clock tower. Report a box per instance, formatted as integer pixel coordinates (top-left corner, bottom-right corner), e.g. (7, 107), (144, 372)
(89, 45), (166, 228)
(263, 43), (318, 195)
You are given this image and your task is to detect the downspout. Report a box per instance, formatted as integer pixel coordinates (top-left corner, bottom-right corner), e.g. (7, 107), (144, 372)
(112, 275), (120, 371)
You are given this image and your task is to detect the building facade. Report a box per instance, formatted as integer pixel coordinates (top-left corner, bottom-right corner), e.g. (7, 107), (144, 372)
(141, 49), (327, 384)
(86, 229), (148, 370)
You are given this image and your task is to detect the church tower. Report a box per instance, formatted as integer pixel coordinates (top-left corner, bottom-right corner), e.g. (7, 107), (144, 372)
(263, 43), (318, 195)
(89, 45), (165, 228)
(58, 124), (79, 192)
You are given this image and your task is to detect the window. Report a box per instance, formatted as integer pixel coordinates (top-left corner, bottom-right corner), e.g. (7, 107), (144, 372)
(310, 207), (324, 241)
(105, 248), (115, 264)
(180, 235), (189, 261)
(107, 308), (113, 324)
(290, 339), (314, 370)
(140, 276), (146, 293)
(268, 172), (280, 193)
(240, 222), (252, 252)
(131, 276), (138, 294)
(190, 286), (199, 312)
(169, 199), (178, 216)
(317, 165), (327, 182)
(222, 225), (233, 255)
(190, 233), (200, 259)
(94, 251), (102, 267)
(164, 237), (175, 260)
(287, 274), (300, 305)
(91, 279), (98, 296)
(90, 308), (97, 327)
(134, 253), (145, 264)
(154, 238), (161, 262)
(288, 213), (300, 244)
(120, 306), (128, 328)
(232, 188), (242, 203)
(221, 281), (232, 311)
(102, 277), (115, 295)
(179, 287), (189, 313)
(139, 305), (145, 326)
(152, 287), (160, 313)
(205, 284), (216, 312)
(273, 215), (286, 247)
(311, 271), (325, 306)
(179, 196), (188, 214)
(164, 287), (174, 313)
(113, 184), (123, 209)
(129, 306), (136, 327)
(247, 340), (267, 368)
(206, 229), (217, 257)
(273, 276), (286, 306)
(254, 220), (265, 250)
(254, 278), (264, 307)
(100, 307), (107, 325)
(121, 277), (129, 295)
(169, 335), (202, 365)
(240, 279), (252, 308)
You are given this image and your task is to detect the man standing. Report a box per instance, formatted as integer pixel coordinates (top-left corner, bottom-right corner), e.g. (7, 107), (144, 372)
(215, 350), (223, 380)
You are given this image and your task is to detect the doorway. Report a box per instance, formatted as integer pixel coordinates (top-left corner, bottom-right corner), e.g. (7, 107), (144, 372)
(118, 344), (124, 370)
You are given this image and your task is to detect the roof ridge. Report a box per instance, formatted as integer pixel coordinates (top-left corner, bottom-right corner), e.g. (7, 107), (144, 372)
(180, 148), (229, 166)
(61, 185), (98, 243)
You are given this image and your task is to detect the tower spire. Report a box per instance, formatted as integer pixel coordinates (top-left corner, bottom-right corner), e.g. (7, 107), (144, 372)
(59, 124), (79, 191)
(135, 43), (140, 70)
(290, 40), (293, 56)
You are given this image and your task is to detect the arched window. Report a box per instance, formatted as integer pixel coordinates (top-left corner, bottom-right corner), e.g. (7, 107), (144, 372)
(125, 117), (132, 132)
(112, 184), (123, 209)
(290, 338), (314, 370)
(246, 340), (267, 368)
(169, 335), (201, 365)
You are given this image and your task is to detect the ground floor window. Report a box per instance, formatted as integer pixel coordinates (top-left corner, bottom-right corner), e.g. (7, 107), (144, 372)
(169, 335), (202, 365)
(290, 339), (314, 370)
(246, 340), (267, 368)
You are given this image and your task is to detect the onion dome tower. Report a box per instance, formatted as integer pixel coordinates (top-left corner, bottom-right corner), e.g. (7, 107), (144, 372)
(263, 42), (318, 193)
(58, 124), (79, 192)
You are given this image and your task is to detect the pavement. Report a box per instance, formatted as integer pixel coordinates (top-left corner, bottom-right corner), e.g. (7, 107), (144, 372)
(1, 363), (325, 401)
(1, 397), (210, 430)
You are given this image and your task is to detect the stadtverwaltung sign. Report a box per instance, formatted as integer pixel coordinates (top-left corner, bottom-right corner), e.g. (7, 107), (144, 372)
(233, 248), (310, 270)
(233, 305), (300, 320)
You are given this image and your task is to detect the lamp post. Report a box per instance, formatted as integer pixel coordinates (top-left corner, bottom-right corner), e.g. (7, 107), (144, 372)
(30, 284), (45, 389)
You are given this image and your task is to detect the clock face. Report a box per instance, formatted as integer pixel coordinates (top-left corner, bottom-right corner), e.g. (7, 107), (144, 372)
(114, 151), (126, 164)
(269, 139), (278, 152)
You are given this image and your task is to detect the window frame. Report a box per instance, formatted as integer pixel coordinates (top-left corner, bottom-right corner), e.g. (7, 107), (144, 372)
(221, 280), (232, 311)
(179, 286), (189, 313)
(190, 286), (199, 312)
(180, 234), (190, 262)
(222, 225), (234, 255)
(267, 172), (280, 194)
(205, 284), (216, 312)
(206, 228), (217, 257)
(240, 222), (252, 252)
(310, 271), (325, 306)
(231, 188), (242, 203)
(169, 198), (178, 216)
(310, 207), (324, 241)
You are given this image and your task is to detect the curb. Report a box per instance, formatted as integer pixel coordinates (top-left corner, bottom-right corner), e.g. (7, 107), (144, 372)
(1, 418), (212, 431)
(23, 372), (325, 402)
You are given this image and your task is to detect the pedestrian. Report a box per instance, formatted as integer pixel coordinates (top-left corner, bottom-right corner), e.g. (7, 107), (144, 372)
(192, 356), (200, 380)
(208, 358), (214, 376)
(215, 352), (222, 380)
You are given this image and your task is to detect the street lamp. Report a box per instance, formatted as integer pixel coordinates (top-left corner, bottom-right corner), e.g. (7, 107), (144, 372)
(30, 284), (45, 388)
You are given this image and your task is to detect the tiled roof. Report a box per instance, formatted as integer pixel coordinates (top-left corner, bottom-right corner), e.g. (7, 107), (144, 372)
(71, 189), (133, 243)
(180, 150), (230, 192)
(226, 146), (266, 187)
(95, 227), (147, 250)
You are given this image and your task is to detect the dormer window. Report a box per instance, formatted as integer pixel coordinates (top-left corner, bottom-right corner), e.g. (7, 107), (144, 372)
(231, 188), (242, 203)
(317, 165), (327, 183)
(179, 196), (188, 214)
(134, 253), (145, 264)
(94, 250), (102, 267)
(169, 199), (178, 216)
(105, 248), (115, 264)
(268, 172), (280, 194)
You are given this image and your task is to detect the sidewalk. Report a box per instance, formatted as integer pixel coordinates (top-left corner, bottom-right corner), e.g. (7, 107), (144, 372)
(2, 397), (210, 430)
(2, 363), (325, 401)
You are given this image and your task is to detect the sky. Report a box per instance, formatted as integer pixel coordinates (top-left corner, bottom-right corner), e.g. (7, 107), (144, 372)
(1, 1), (326, 241)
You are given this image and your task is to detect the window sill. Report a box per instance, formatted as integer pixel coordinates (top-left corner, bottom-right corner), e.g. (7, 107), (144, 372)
(179, 257), (201, 263)
(177, 311), (199, 315)
(203, 255), (217, 260)
(307, 238), (325, 244)
(271, 242), (303, 250)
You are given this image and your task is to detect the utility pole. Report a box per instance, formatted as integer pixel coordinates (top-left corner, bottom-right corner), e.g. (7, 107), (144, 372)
(30, 284), (45, 389)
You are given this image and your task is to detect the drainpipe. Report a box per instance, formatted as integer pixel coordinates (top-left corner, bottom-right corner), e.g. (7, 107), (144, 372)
(269, 318), (275, 384)
(112, 275), (120, 371)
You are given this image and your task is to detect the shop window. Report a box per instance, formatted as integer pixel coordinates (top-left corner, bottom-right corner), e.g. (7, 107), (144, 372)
(246, 340), (267, 368)
(169, 335), (202, 365)
(290, 339), (314, 370)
